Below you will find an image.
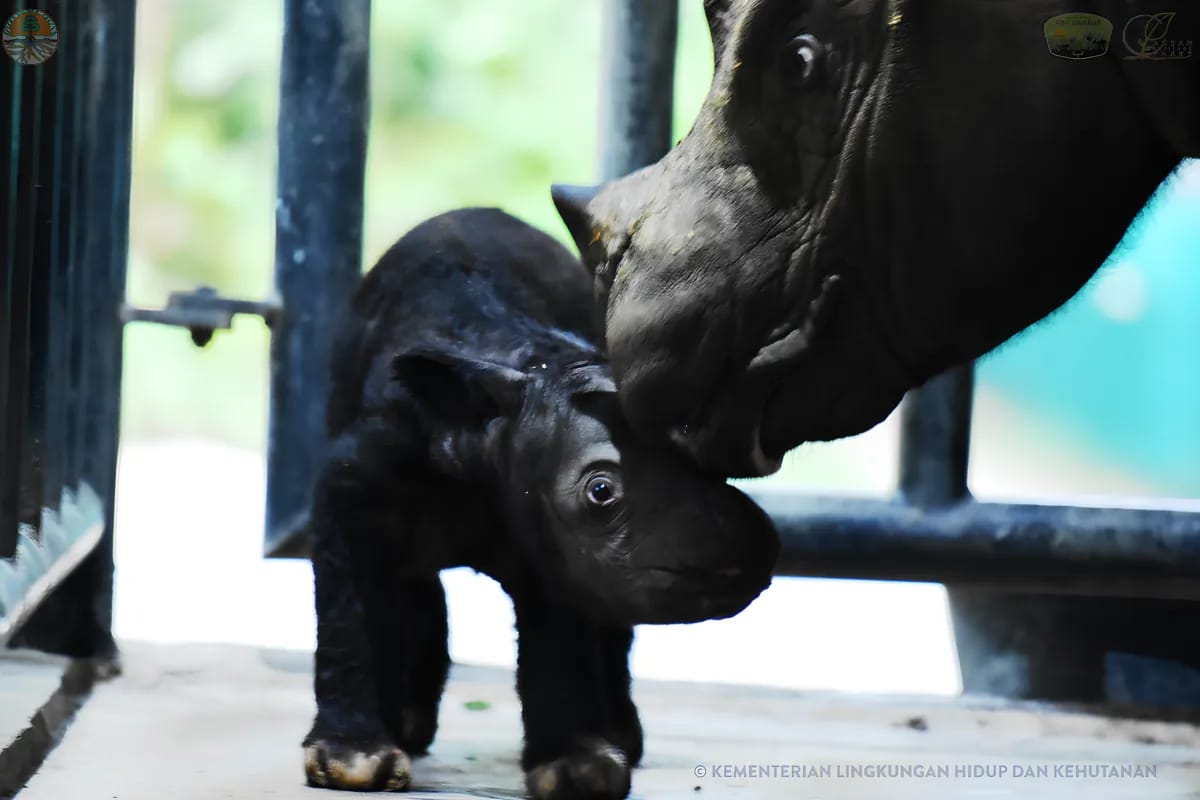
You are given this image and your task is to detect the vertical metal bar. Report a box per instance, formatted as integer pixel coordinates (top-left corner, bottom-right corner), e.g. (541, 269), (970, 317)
(22, 28), (56, 532)
(265, 0), (370, 557)
(63, 6), (91, 500)
(3, 7), (43, 542)
(897, 365), (974, 508)
(86, 0), (135, 658)
(39, 0), (77, 512)
(0, 1), (27, 558)
(597, 0), (678, 180)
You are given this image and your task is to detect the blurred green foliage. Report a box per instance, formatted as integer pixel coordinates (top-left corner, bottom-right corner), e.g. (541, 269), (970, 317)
(119, 0), (1168, 500)
(122, 0), (714, 454)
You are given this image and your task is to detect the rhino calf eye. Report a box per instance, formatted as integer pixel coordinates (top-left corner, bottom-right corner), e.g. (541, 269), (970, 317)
(585, 474), (620, 507)
(788, 34), (825, 85)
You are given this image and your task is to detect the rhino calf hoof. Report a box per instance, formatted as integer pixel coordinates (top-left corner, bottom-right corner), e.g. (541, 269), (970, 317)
(526, 742), (631, 800)
(304, 738), (412, 792)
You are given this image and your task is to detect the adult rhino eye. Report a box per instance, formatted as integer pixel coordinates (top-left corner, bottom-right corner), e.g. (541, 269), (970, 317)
(787, 34), (825, 84)
(585, 474), (620, 508)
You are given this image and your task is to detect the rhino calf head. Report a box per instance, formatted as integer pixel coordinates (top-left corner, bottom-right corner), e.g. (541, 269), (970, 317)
(393, 348), (780, 626)
(556, 0), (1195, 477)
(339, 208), (780, 626)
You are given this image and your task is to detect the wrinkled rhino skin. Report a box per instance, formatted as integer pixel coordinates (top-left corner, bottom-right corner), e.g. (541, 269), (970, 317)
(555, 0), (1199, 477)
(302, 208), (779, 796)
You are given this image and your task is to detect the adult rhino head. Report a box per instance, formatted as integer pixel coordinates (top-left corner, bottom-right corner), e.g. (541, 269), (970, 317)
(554, 0), (1198, 477)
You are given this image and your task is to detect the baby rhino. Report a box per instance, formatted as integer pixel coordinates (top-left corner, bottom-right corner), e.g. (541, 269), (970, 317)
(302, 208), (779, 798)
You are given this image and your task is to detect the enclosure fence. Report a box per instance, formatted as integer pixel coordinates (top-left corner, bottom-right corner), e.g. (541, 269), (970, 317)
(3, 0), (1200, 706)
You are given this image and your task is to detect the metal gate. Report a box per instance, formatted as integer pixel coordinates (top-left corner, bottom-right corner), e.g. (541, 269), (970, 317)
(1, 0), (132, 658)
(4, 0), (1200, 706)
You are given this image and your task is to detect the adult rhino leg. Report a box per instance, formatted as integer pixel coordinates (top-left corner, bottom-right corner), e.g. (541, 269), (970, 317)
(510, 590), (637, 800)
(949, 589), (1200, 707)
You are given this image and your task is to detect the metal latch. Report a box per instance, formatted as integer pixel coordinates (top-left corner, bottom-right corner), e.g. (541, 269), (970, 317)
(120, 287), (283, 347)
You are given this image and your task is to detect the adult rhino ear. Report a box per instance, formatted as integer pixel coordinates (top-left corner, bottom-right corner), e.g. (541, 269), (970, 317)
(392, 348), (530, 420)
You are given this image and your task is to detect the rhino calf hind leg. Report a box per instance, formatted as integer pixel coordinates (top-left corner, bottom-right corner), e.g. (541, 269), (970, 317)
(513, 596), (640, 800)
(370, 574), (451, 755)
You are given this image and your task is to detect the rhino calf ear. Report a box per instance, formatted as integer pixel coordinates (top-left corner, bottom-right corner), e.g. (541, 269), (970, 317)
(392, 349), (530, 420)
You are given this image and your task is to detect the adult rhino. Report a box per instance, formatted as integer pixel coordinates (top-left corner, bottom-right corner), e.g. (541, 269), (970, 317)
(553, 0), (1198, 477)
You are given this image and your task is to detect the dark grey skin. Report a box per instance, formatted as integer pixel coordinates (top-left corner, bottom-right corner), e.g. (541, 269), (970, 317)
(302, 208), (779, 797)
(553, 0), (1199, 478)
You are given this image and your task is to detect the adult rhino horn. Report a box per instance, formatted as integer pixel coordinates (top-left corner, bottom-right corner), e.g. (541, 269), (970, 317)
(554, 173), (651, 291)
(551, 183), (602, 258)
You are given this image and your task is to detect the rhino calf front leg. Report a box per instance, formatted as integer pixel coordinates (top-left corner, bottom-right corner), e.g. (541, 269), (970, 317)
(513, 596), (641, 800)
(370, 574), (451, 755)
(304, 442), (413, 793)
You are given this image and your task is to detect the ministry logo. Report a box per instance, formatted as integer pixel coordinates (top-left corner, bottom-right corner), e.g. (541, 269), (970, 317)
(1123, 12), (1194, 60)
(3, 9), (59, 66)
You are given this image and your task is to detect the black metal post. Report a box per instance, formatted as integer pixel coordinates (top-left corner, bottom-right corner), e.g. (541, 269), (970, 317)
(597, 0), (678, 180)
(265, 0), (371, 557)
(38, 0), (79, 517)
(2, 0), (45, 557)
(0, 14), (21, 560)
(898, 366), (974, 508)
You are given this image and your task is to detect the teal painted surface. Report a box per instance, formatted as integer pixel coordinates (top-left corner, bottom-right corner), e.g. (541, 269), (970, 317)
(976, 161), (1200, 495)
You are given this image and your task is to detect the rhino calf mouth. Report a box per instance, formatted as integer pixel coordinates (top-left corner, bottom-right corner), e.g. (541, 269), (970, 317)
(636, 565), (774, 624)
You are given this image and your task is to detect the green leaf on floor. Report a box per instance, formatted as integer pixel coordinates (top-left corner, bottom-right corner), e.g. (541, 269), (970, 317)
(464, 700), (491, 711)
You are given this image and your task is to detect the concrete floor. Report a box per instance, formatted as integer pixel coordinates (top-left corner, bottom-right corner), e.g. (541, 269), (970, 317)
(0, 651), (64, 752)
(7, 641), (1200, 799)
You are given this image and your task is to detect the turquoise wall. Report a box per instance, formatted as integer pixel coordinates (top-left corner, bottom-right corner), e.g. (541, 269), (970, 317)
(976, 161), (1200, 496)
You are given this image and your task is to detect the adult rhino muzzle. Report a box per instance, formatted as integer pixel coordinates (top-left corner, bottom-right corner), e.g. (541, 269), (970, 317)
(552, 146), (909, 480)
(552, 178), (802, 478)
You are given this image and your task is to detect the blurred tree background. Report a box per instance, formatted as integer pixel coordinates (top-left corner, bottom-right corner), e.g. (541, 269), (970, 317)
(122, 0), (710, 450)
(121, 0), (1199, 502)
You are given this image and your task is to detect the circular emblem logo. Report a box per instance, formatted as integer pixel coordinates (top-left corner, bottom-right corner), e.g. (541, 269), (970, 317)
(3, 10), (59, 66)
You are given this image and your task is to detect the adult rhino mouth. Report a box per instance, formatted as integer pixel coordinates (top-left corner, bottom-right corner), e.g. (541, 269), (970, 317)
(756, 269), (927, 464)
(662, 273), (847, 478)
(666, 403), (782, 479)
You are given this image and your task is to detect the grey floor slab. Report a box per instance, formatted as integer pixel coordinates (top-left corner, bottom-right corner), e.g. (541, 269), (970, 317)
(16, 641), (1200, 799)
(0, 650), (66, 752)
